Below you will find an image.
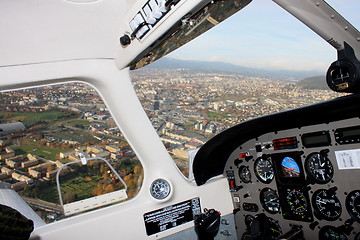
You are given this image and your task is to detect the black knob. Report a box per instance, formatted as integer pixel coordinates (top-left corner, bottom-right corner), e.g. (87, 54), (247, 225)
(194, 209), (221, 240)
(309, 221), (319, 230)
(329, 186), (338, 195)
(120, 35), (131, 46)
(234, 158), (242, 166)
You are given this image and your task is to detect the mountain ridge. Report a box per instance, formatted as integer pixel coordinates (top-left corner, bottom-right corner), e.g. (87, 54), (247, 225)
(143, 57), (323, 81)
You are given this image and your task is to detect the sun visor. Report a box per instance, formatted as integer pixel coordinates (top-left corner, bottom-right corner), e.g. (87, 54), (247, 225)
(116, 0), (252, 70)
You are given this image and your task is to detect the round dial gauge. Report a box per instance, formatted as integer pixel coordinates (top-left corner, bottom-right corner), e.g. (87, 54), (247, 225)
(312, 189), (342, 221)
(286, 188), (307, 214)
(305, 152), (334, 184)
(260, 188), (280, 214)
(319, 225), (348, 240)
(239, 165), (251, 183)
(254, 156), (274, 184)
(150, 179), (171, 200)
(345, 190), (360, 223)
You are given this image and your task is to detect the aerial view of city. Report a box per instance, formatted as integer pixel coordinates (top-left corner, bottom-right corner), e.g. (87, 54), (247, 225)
(0, 67), (345, 223)
(0, 83), (143, 222)
(131, 67), (345, 170)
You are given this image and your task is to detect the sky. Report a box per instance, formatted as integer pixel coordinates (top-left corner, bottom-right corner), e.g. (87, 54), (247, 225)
(168, 0), (360, 72)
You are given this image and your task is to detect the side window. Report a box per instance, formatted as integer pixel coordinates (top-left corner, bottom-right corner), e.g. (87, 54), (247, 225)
(0, 83), (143, 223)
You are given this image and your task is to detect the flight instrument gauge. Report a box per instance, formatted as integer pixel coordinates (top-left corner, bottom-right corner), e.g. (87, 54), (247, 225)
(312, 189), (342, 221)
(305, 152), (334, 184)
(318, 225), (347, 240)
(239, 165), (251, 183)
(260, 188), (280, 214)
(281, 156), (300, 177)
(254, 156), (274, 184)
(285, 188), (308, 214)
(345, 190), (360, 222)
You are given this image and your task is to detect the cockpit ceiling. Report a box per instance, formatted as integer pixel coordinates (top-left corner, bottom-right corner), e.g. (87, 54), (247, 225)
(0, 0), (130, 67)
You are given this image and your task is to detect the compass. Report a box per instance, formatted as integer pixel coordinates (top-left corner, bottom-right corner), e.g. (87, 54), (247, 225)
(150, 179), (171, 200)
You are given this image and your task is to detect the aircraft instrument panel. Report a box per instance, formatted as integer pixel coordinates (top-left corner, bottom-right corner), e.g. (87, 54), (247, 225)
(224, 117), (360, 240)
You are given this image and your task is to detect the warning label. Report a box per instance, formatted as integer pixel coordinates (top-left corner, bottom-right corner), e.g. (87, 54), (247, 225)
(143, 197), (201, 236)
(335, 149), (360, 169)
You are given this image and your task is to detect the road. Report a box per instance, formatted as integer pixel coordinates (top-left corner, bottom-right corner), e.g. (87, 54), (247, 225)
(22, 196), (63, 214)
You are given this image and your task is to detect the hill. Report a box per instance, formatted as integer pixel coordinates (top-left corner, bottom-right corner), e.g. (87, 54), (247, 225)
(143, 57), (323, 81)
(297, 75), (329, 90)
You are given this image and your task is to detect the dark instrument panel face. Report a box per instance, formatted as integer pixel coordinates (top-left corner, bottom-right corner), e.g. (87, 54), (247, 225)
(224, 118), (360, 239)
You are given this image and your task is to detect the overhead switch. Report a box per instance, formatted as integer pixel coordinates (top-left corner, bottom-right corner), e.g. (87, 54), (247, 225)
(128, 0), (179, 40)
(129, 13), (150, 39)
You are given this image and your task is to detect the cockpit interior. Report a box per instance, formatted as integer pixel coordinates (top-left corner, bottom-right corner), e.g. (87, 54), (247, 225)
(0, 0), (360, 239)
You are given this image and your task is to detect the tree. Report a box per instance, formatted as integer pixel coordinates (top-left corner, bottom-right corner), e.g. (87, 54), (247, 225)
(182, 169), (189, 177)
(133, 165), (142, 175)
(102, 171), (109, 179)
(4, 113), (13, 118)
(63, 192), (76, 204)
(47, 165), (54, 172)
(100, 165), (106, 175)
(104, 184), (114, 194)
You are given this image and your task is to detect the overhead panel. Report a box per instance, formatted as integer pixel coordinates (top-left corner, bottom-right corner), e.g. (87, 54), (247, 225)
(116, 0), (253, 70)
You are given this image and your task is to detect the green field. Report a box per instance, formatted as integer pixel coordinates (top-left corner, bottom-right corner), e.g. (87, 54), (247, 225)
(26, 176), (102, 204)
(0, 110), (68, 127)
(31, 175), (120, 204)
(207, 111), (229, 120)
(60, 176), (102, 201)
(63, 119), (91, 127)
(12, 145), (63, 160)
